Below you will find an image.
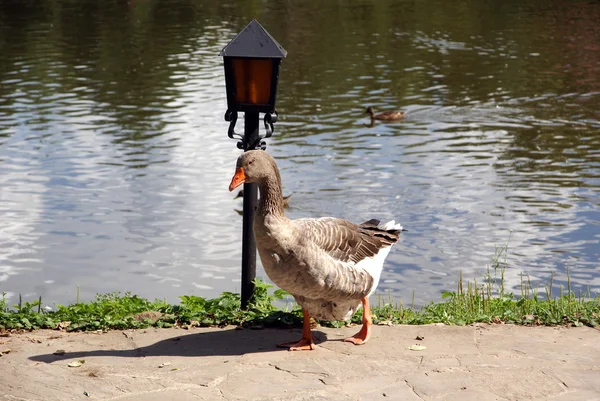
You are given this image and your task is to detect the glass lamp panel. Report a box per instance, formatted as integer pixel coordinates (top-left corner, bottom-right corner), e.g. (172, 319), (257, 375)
(232, 58), (273, 105)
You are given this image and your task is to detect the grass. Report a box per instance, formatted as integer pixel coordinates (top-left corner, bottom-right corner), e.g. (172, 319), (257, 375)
(0, 281), (302, 332)
(1, 238), (599, 332)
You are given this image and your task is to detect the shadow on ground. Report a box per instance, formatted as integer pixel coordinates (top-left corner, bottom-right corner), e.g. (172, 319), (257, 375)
(27, 328), (330, 363)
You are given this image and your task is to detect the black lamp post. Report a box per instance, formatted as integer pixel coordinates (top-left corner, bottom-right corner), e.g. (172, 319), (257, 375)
(219, 20), (287, 309)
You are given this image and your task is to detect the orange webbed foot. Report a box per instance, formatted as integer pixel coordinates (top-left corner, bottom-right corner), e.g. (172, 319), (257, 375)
(344, 297), (372, 346)
(277, 308), (317, 351)
(343, 325), (370, 345)
(277, 337), (316, 351)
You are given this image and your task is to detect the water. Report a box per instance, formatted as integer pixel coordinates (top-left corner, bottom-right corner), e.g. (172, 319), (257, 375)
(1, 0), (599, 307)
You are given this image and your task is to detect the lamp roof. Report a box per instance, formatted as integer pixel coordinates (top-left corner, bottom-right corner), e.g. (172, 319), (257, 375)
(219, 19), (287, 59)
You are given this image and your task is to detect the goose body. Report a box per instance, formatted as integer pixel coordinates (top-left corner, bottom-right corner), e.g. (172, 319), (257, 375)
(255, 216), (400, 321)
(366, 106), (405, 121)
(229, 150), (404, 350)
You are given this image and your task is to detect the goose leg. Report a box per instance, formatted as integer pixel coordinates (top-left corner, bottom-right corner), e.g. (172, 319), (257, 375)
(344, 297), (372, 345)
(276, 308), (316, 351)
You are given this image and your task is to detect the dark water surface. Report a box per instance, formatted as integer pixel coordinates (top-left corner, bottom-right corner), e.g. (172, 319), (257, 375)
(1, 0), (599, 306)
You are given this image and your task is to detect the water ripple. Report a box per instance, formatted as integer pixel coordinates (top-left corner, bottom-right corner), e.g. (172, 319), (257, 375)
(0, 0), (599, 306)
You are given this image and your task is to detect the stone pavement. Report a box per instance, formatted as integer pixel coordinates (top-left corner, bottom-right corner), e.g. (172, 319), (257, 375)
(0, 324), (598, 401)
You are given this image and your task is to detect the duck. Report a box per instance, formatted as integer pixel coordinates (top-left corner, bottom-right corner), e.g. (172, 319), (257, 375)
(235, 188), (292, 208)
(366, 106), (405, 121)
(228, 150), (404, 351)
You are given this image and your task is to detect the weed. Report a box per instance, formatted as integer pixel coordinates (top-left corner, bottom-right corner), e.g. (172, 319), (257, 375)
(1, 238), (598, 332)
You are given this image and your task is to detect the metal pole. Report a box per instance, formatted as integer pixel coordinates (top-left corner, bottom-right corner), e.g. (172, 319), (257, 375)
(241, 111), (259, 309)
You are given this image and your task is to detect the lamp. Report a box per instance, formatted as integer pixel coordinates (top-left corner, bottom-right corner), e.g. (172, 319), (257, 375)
(219, 20), (287, 308)
(220, 19), (287, 150)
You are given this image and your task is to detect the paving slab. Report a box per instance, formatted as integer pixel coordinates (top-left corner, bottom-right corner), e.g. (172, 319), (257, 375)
(0, 324), (598, 401)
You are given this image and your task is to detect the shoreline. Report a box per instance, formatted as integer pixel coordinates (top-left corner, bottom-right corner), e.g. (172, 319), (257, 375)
(2, 279), (598, 333)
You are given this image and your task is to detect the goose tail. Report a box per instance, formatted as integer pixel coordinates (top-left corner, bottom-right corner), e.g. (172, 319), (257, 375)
(379, 220), (405, 233)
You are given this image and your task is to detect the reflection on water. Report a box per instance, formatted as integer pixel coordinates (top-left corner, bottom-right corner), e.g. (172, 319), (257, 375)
(0, 0), (599, 306)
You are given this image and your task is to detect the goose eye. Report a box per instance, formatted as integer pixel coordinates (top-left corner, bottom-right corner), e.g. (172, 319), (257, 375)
(248, 159), (254, 165)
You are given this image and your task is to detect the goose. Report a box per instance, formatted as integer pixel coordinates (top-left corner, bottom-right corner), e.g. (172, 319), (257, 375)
(235, 188), (292, 208)
(366, 106), (405, 121)
(229, 150), (404, 351)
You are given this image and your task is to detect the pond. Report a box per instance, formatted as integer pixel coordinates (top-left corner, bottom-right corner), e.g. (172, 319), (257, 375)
(1, 0), (599, 307)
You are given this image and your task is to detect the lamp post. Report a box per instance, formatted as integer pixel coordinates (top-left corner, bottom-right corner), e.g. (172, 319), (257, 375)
(219, 20), (287, 309)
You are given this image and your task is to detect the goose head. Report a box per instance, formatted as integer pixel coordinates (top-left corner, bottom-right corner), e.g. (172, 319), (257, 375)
(229, 150), (278, 191)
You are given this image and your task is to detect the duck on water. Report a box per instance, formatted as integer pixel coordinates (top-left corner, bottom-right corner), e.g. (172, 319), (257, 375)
(365, 106), (405, 121)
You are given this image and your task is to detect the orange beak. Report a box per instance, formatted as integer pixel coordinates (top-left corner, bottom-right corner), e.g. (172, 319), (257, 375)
(229, 168), (246, 191)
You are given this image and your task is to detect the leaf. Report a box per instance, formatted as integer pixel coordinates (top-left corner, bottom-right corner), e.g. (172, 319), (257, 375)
(58, 321), (71, 330)
(408, 344), (427, 351)
(53, 349), (66, 356)
(158, 362), (171, 368)
(68, 360), (85, 368)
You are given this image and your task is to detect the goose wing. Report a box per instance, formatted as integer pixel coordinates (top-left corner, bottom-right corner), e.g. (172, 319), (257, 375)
(294, 217), (401, 264)
(290, 217), (403, 299)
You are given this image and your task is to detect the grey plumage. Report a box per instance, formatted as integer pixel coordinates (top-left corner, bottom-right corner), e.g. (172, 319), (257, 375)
(235, 188), (292, 207)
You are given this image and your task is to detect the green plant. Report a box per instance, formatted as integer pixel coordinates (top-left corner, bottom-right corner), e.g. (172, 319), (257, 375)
(1, 238), (599, 332)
